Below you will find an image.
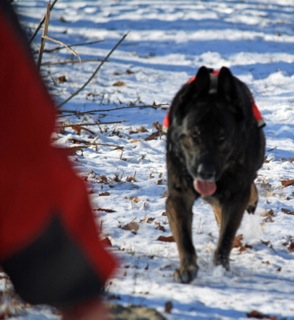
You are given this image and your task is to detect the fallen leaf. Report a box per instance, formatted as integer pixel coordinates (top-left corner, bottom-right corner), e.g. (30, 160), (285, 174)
(157, 235), (175, 242)
(247, 310), (277, 319)
(99, 192), (111, 196)
(233, 234), (244, 248)
(126, 176), (137, 182)
(121, 222), (140, 233)
(98, 175), (108, 184)
(288, 242), (294, 252)
(281, 179), (294, 188)
(113, 80), (125, 86)
(140, 217), (155, 223)
(233, 234), (252, 252)
(261, 209), (275, 217)
(164, 301), (173, 314)
(281, 208), (294, 215)
(155, 222), (166, 232)
(144, 131), (160, 141)
(57, 75), (67, 83)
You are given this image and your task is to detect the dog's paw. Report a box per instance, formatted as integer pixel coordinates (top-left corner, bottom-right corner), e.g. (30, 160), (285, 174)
(246, 202), (257, 214)
(174, 263), (198, 284)
(213, 254), (230, 271)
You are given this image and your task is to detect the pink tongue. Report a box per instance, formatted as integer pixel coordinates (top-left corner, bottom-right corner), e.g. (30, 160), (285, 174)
(194, 179), (217, 197)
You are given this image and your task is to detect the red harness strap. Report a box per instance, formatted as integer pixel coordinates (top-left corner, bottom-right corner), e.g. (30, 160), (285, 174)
(163, 71), (265, 132)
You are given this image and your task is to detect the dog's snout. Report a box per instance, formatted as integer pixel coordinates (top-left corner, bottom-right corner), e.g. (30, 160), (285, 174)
(197, 164), (216, 181)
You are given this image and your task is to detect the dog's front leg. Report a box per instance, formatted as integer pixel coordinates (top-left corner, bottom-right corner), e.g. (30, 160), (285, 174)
(213, 196), (249, 270)
(166, 190), (198, 283)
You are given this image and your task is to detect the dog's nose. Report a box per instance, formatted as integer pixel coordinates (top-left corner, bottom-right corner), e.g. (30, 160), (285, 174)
(197, 164), (216, 181)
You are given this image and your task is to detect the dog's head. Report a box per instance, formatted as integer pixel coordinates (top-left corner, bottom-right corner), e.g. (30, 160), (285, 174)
(169, 66), (253, 196)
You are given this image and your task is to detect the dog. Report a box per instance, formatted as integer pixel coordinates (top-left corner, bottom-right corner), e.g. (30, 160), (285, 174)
(165, 66), (265, 283)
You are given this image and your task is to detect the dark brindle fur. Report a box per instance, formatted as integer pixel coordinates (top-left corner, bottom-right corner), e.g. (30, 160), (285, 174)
(166, 66), (265, 283)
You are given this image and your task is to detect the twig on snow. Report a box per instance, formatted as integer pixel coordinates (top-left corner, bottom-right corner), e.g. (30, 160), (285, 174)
(59, 121), (126, 128)
(58, 103), (170, 117)
(42, 58), (104, 66)
(57, 32), (129, 109)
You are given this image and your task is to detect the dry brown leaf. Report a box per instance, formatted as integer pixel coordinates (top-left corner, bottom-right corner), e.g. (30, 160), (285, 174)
(164, 301), (173, 314)
(130, 126), (148, 134)
(113, 80), (125, 86)
(288, 242), (294, 252)
(121, 221), (140, 233)
(232, 234), (252, 252)
(140, 217), (155, 223)
(57, 75), (67, 83)
(98, 175), (108, 184)
(246, 310), (277, 319)
(126, 176), (137, 182)
(155, 222), (166, 232)
(157, 235), (175, 242)
(144, 131), (160, 141)
(99, 192), (111, 196)
(281, 179), (294, 188)
(233, 234), (244, 248)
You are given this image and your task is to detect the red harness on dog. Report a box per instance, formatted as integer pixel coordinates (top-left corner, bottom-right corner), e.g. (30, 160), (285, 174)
(163, 71), (265, 132)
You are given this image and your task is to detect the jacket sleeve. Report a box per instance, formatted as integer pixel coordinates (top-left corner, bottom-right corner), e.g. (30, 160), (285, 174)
(0, 2), (117, 308)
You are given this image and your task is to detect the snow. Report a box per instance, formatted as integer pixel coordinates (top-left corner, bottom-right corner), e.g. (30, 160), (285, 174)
(2, 0), (294, 319)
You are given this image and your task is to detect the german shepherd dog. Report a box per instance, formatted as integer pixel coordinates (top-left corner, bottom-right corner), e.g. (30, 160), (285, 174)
(165, 66), (265, 283)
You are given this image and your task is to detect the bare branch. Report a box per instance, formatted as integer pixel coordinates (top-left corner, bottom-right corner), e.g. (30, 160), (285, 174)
(42, 58), (104, 66)
(58, 103), (170, 117)
(59, 121), (126, 127)
(42, 40), (104, 53)
(57, 32), (128, 109)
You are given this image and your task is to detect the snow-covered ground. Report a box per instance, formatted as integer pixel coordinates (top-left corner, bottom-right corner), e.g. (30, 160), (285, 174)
(1, 0), (294, 319)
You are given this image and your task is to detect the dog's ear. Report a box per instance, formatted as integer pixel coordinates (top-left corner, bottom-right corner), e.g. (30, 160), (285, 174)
(218, 67), (245, 121)
(217, 67), (236, 101)
(189, 66), (211, 96)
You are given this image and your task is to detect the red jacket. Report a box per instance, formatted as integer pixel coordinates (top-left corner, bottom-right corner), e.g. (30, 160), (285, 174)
(0, 2), (116, 308)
